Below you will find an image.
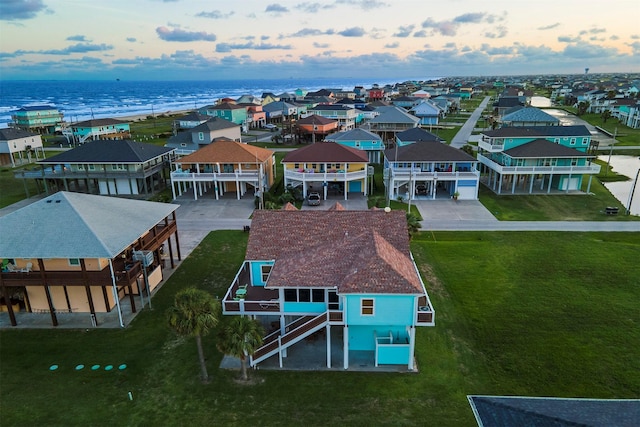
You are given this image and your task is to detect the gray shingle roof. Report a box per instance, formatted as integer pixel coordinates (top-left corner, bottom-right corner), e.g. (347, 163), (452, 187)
(0, 128), (39, 140)
(38, 140), (174, 164)
(501, 107), (560, 124)
(191, 117), (239, 132)
(482, 125), (591, 138)
(0, 191), (178, 259)
(73, 118), (128, 127)
(369, 106), (420, 124)
(396, 128), (442, 142)
(504, 139), (591, 158)
(468, 396), (640, 427)
(385, 141), (476, 162)
(325, 128), (382, 142)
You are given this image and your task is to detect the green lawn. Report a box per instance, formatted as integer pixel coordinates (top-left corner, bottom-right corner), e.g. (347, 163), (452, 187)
(1, 231), (639, 426)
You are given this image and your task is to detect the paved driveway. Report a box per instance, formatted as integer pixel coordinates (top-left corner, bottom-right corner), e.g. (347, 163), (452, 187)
(413, 200), (497, 222)
(299, 194), (369, 211)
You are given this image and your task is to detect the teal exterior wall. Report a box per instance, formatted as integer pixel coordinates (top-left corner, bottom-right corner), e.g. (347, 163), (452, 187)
(283, 302), (326, 313)
(502, 136), (590, 153)
(349, 325), (409, 351)
(348, 181), (362, 192)
(378, 344), (410, 364)
(249, 260), (274, 287)
(345, 294), (415, 325)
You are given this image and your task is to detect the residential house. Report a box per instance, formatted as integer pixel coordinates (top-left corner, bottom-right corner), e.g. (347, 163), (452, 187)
(63, 118), (130, 144)
(325, 128), (384, 163)
(411, 89), (431, 98)
(617, 101), (640, 129)
(15, 140), (176, 197)
(309, 104), (359, 130)
(367, 106), (420, 142)
(170, 138), (275, 201)
(263, 101), (299, 124)
(477, 126), (600, 194)
(282, 142), (369, 200)
(395, 128), (443, 147)
(198, 102), (248, 128)
(239, 103), (267, 129)
(295, 115), (339, 143)
(499, 107), (560, 127)
(493, 97), (526, 117)
(410, 100), (443, 126)
(368, 88), (385, 102)
(221, 209), (435, 370)
(384, 141), (479, 201)
(358, 105), (379, 121)
(236, 95), (262, 105)
(12, 105), (64, 134)
(261, 93), (279, 105)
(0, 191), (181, 327)
(0, 128), (45, 167)
(164, 117), (241, 155)
(391, 96), (421, 109)
(173, 112), (210, 130)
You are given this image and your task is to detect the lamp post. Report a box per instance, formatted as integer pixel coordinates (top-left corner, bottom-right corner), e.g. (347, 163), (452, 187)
(626, 159), (640, 216)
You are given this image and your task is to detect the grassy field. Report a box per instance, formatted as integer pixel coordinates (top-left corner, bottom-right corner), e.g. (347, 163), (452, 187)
(1, 230), (638, 426)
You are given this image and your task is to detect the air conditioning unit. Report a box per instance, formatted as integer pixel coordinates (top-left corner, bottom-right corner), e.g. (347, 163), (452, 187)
(132, 250), (154, 267)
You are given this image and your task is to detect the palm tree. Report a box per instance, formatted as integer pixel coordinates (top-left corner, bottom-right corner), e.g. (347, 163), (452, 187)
(406, 212), (421, 238)
(216, 316), (264, 381)
(166, 288), (220, 383)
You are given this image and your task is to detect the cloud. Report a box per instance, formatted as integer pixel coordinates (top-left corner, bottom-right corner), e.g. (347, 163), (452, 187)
(295, 2), (336, 13)
(195, 10), (235, 19)
(215, 41), (292, 53)
(413, 30), (427, 38)
(156, 26), (217, 42)
(286, 28), (335, 38)
(265, 4), (288, 13)
(384, 42), (399, 49)
(313, 42), (330, 48)
(453, 13), (486, 24)
(66, 35), (89, 42)
(485, 25), (507, 39)
(393, 25), (415, 38)
(558, 35), (581, 43)
(421, 12), (506, 37)
(126, 37), (137, 43)
(338, 27), (366, 37)
(538, 23), (560, 30)
(0, 0), (48, 21)
(335, 0), (388, 10)
(40, 43), (114, 55)
(562, 41), (619, 59)
(579, 27), (606, 35)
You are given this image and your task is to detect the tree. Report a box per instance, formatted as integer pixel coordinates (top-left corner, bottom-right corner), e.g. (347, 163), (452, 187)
(216, 316), (264, 381)
(601, 110), (612, 123)
(576, 101), (590, 116)
(167, 288), (220, 383)
(406, 212), (421, 238)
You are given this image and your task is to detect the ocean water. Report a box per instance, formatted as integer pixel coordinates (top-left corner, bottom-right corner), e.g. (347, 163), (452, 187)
(0, 78), (415, 127)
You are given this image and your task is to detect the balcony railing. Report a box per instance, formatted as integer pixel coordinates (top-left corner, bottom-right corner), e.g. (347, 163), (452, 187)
(170, 170), (260, 182)
(390, 168), (479, 180)
(284, 169), (366, 181)
(15, 163), (166, 180)
(478, 139), (505, 152)
(478, 154), (601, 175)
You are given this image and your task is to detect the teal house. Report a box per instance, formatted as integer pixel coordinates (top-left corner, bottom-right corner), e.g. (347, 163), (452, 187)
(477, 125), (600, 194)
(198, 102), (248, 128)
(222, 209), (435, 371)
(325, 128), (384, 163)
(12, 105), (64, 134)
(64, 118), (130, 144)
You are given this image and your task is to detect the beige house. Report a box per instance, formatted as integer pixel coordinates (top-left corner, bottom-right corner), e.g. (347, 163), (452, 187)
(0, 128), (45, 167)
(0, 192), (181, 327)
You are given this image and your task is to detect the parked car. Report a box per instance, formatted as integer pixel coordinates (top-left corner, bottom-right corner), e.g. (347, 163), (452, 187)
(264, 124), (277, 131)
(307, 192), (321, 206)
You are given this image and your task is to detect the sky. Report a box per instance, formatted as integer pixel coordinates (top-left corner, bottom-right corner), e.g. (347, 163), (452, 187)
(0, 0), (638, 81)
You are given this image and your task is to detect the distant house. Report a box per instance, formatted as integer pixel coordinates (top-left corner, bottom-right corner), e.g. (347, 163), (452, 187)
(198, 102), (248, 128)
(164, 117), (241, 155)
(384, 141), (479, 201)
(368, 106), (420, 142)
(240, 103), (267, 129)
(325, 128), (384, 163)
(493, 97), (525, 117)
(410, 100), (443, 126)
(0, 191), (181, 327)
(263, 101), (299, 123)
(170, 139), (275, 201)
(477, 126), (600, 194)
(309, 105), (359, 130)
(12, 105), (64, 134)
(617, 102), (640, 129)
(395, 128), (443, 146)
(499, 107), (560, 127)
(15, 140), (176, 197)
(63, 118), (130, 144)
(392, 96), (421, 109)
(221, 209), (435, 370)
(295, 115), (339, 143)
(173, 112), (210, 130)
(282, 142), (369, 200)
(0, 128), (45, 167)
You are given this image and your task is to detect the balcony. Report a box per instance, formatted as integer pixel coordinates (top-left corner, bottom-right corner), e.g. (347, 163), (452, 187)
(222, 263), (280, 315)
(416, 295), (435, 326)
(170, 170), (259, 182)
(15, 162), (167, 180)
(478, 154), (601, 175)
(478, 139), (505, 152)
(284, 168), (366, 182)
(390, 168), (479, 180)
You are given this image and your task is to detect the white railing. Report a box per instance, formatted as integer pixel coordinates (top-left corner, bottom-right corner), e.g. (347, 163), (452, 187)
(284, 169), (366, 181)
(170, 171), (260, 181)
(391, 168), (479, 179)
(478, 154), (601, 174)
(478, 140), (505, 152)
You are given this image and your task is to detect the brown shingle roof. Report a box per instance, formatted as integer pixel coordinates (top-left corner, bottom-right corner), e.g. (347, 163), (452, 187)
(282, 202), (298, 211)
(327, 202), (346, 211)
(283, 141), (369, 163)
(247, 210), (423, 294)
(177, 139), (274, 164)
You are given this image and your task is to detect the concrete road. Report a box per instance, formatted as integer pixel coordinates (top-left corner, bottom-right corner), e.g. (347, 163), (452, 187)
(450, 96), (491, 148)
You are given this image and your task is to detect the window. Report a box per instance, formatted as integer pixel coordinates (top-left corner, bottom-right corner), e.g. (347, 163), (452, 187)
(361, 299), (374, 315)
(198, 132), (204, 141)
(180, 143), (187, 147)
(570, 138), (576, 145)
(554, 138), (560, 144)
(312, 289), (325, 302)
(328, 291), (339, 309)
(284, 289), (297, 302)
(69, 258), (80, 266)
(111, 164), (126, 171)
(261, 265), (272, 282)
(294, 163), (300, 169)
(299, 289), (311, 302)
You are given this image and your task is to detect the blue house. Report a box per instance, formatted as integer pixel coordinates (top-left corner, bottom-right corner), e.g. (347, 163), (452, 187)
(221, 209), (435, 371)
(325, 128), (384, 163)
(410, 100), (443, 126)
(477, 126), (600, 194)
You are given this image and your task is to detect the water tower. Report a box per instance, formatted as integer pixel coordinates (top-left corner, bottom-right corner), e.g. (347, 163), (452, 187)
(585, 67), (589, 75)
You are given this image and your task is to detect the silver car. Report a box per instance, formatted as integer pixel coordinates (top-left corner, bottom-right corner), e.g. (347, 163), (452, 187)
(307, 192), (321, 206)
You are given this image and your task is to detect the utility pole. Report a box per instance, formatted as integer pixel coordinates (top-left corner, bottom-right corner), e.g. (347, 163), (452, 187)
(605, 127), (617, 176)
(626, 163), (639, 215)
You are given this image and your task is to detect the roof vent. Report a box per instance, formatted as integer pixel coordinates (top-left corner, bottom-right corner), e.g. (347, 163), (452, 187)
(55, 200), (61, 203)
